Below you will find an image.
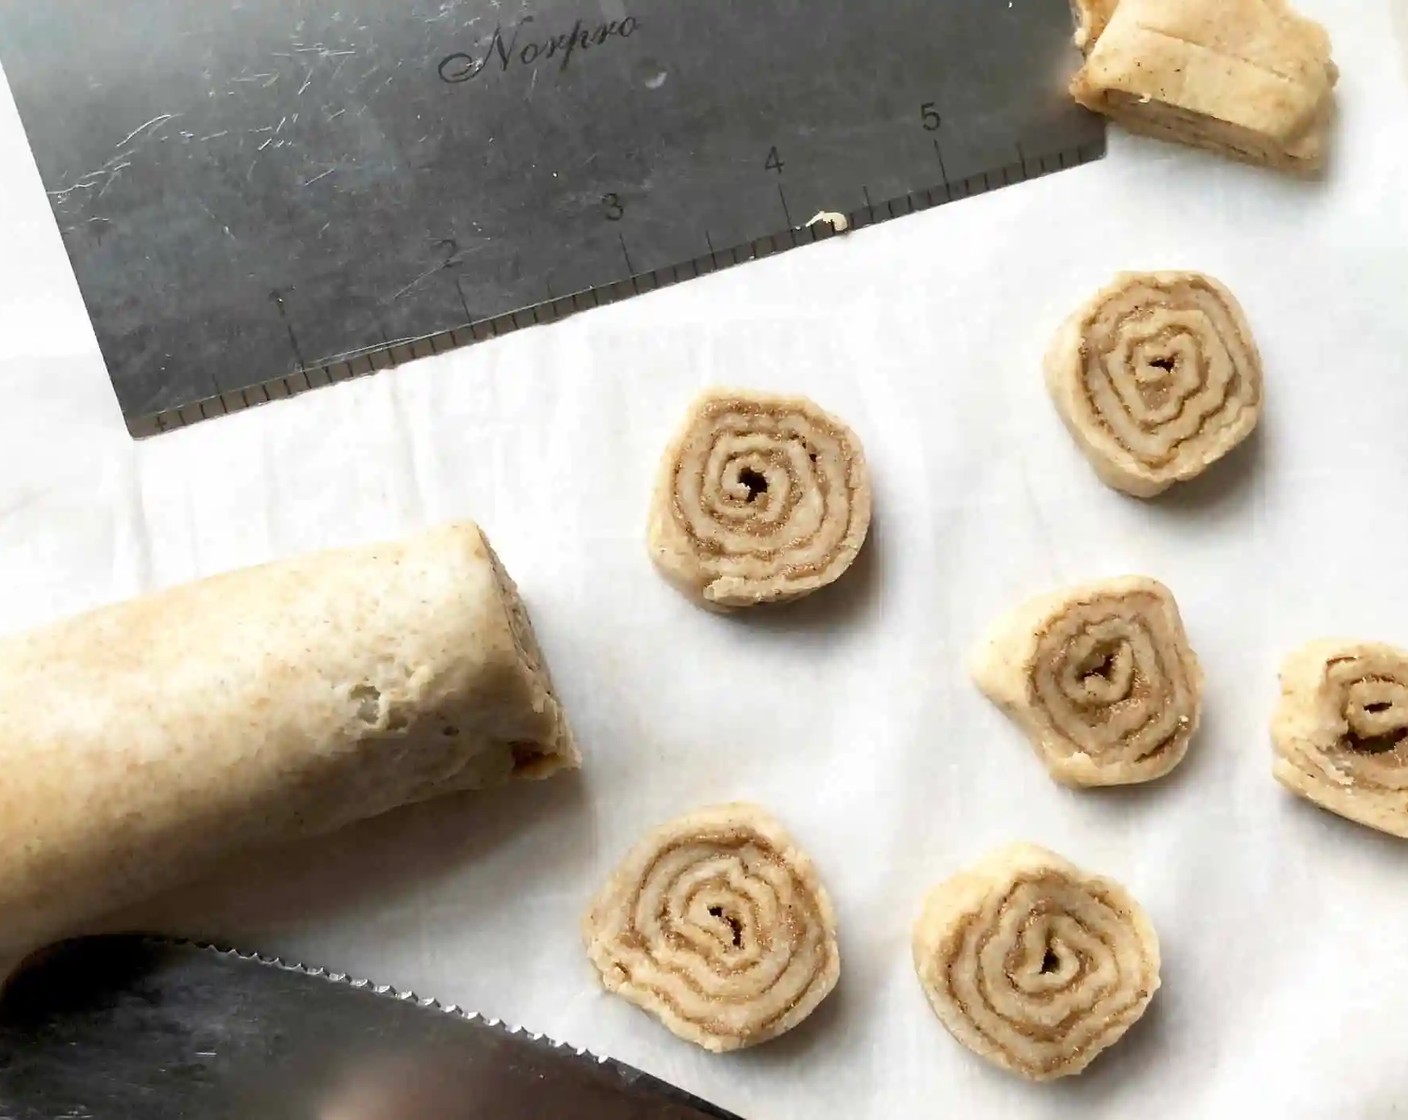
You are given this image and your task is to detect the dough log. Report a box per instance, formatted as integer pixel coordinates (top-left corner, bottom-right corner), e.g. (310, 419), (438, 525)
(1070, 0), (1337, 172)
(1046, 271), (1263, 497)
(0, 522), (575, 981)
(913, 843), (1160, 1081)
(970, 576), (1202, 787)
(1273, 641), (1408, 838)
(647, 388), (871, 610)
(582, 803), (839, 1052)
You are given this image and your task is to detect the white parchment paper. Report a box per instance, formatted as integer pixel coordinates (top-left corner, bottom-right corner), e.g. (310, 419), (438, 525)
(2, 2), (1407, 1114)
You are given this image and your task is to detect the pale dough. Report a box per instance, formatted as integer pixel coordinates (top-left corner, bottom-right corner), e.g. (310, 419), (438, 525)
(582, 802), (840, 1052)
(1046, 271), (1264, 498)
(647, 388), (872, 610)
(970, 576), (1203, 787)
(1273, 640), (1408, 839)
(913, 843), (1161, 1081)
(1070, 0), (1337, 172)
(1070, 0), (1121, 50)
(0, 522), (575, 983)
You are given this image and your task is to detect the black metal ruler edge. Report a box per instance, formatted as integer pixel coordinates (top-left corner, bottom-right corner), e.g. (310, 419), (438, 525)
(128, 137), (1104, 439)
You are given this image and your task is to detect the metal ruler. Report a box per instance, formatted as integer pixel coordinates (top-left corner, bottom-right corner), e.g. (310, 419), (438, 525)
(0, 0), (1102, 437)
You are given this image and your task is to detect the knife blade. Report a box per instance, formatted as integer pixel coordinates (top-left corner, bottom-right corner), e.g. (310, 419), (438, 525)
(0, 937), (744, 1120)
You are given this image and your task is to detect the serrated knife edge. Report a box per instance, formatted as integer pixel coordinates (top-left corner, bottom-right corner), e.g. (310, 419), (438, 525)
(0, 935), (745, 1120)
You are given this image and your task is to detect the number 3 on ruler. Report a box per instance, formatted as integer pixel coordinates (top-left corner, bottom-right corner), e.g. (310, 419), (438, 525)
(764, 146), (784, 174)
(602, 193), (624, 221)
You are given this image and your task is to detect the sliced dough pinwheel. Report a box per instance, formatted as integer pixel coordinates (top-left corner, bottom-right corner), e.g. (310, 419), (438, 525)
(970, 576), (1202, 787)
(1070, 0), (1337, 172)
(1273, 641), (1408, 839)
(582, 803), (840, 1052)
(1046, 271), (1263, 497)
(913, 843), (1160, 1081)
(647, 389), (871, 610)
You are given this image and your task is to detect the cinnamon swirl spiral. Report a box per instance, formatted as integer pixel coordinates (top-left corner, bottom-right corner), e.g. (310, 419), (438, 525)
(913, 843), (1160, 1081)
(647, 389), (871, 609)
(1046, 272), (1263, 497)
(1273, 641), (1408, 838)
(583, 803), (840, 1052)
(970, 577), (1203, 786)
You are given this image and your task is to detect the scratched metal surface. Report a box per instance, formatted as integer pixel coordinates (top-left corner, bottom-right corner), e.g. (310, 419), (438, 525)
(0, 938), (744, 1120)
(0, 0), (1102, 436)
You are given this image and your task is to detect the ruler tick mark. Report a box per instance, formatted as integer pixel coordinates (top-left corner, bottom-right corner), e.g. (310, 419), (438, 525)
(619, 233), (635, 275)
(932, 138), (950, 188)
(777, 184), (794, 229)
(454, 277), (472, 324)
(269, 289), (306, 371)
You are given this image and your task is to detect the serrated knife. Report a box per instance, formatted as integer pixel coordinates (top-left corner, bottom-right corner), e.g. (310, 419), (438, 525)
(0, 937), (743, 1120)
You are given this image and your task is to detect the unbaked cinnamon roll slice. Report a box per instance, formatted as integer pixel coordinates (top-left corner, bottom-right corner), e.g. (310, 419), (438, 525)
(913, 843), (1160, 1081)
(970, 576), (1203, 787)
(1273, 641), (1408, 838)
(582, 803), (840, 1052)
(647, 389), (871, 609)
(1046, 272), (1263, 498)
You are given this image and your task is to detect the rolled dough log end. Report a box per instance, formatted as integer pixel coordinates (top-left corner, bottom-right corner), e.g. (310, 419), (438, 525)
(0, 522), (575, 978)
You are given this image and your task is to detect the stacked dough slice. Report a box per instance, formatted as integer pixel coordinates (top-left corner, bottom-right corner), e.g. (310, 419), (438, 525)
(1069, 0), (1338, 172)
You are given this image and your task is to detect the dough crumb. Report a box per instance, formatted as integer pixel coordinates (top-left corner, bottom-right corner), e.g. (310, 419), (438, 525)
(805, 211), (850, 233)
